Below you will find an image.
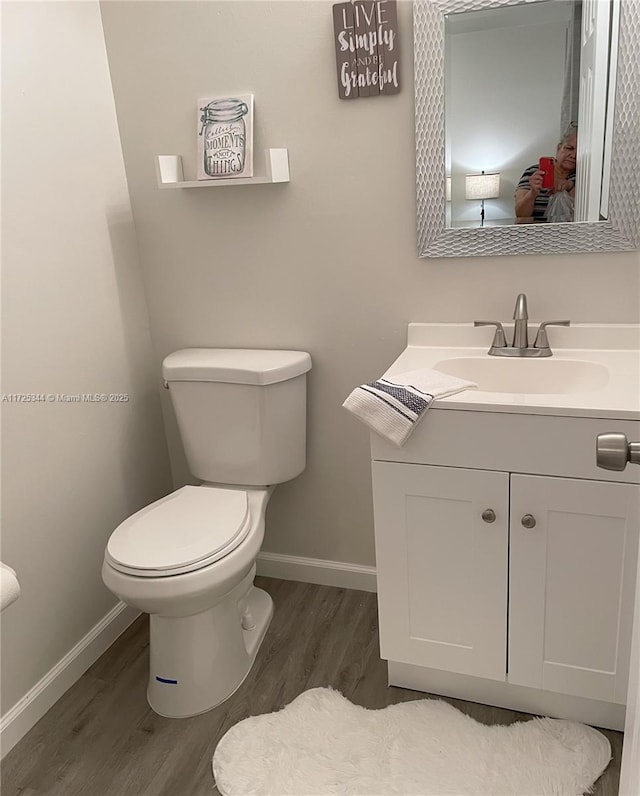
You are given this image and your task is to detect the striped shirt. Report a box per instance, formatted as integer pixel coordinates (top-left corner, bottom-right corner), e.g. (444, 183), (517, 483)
(516, 165), (576, 222)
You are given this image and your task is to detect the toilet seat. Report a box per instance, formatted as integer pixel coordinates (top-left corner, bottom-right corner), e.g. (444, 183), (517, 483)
(106, 486), (251, 578)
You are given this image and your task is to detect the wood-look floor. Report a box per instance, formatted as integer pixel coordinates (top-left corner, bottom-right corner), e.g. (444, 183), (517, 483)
(2, 577), (623, 795)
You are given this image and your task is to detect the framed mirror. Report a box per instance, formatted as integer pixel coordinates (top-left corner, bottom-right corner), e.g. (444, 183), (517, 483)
(415, 0), (640, 257)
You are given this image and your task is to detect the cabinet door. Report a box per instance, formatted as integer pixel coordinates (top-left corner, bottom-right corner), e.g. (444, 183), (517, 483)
(509, 474), (640, 704)
(372, 462), (509, 681)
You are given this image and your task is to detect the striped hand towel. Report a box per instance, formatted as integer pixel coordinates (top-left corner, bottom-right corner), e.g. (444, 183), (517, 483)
(342, 368), (477, 446)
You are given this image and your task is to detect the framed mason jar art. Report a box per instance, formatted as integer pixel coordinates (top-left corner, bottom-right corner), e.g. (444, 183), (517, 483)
(197, 94), (254, 180)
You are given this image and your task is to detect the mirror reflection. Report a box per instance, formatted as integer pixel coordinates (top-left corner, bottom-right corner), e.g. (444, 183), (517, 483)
(444, 0), (619, 228)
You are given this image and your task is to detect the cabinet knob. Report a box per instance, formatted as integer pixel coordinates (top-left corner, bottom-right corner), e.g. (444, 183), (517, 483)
(521, 514), (537, 529)
(481, 509), (496, 523)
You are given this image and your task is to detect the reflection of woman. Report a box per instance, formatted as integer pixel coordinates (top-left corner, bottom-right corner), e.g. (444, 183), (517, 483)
(514, 124), (577, 221)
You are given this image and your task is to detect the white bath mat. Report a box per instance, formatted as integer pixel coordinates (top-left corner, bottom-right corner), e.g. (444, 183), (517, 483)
(212, 687), (611, 795)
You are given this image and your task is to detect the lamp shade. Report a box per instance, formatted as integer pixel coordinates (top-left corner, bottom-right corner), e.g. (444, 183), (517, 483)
(465, 172), (500, 200)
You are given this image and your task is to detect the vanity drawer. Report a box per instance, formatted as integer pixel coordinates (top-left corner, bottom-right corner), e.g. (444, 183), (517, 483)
(370, 409), (640, 484)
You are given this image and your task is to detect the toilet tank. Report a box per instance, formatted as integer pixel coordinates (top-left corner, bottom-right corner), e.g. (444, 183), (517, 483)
(162, 349), (312, 486)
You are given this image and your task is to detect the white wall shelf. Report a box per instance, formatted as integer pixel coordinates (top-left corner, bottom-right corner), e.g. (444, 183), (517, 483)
(155, 149), (289, 189)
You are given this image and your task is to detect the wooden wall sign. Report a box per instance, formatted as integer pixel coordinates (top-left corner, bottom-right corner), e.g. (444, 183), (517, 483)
(332, 0), (400, 100)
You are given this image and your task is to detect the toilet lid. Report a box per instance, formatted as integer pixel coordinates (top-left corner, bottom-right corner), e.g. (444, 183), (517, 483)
(106, 486), (250, 577)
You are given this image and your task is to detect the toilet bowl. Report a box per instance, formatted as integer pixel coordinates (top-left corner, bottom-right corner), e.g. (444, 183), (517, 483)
(102, 484), (274, 718)
(102, 347), (311, 718)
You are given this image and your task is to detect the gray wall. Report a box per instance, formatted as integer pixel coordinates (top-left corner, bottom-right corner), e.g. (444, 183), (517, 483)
(100, 0), (640, 569)
(1, 1), (172, 714)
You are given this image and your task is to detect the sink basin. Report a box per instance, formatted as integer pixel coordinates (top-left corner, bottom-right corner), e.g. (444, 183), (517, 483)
(433, 356), (610, 394)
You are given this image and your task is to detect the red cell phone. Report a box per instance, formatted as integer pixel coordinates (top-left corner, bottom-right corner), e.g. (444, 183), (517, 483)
(539, 157), (555, 189)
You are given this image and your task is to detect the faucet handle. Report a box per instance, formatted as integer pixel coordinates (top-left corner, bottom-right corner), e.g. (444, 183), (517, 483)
(533, 320), (571, 350)
(474, 320), (507, 349)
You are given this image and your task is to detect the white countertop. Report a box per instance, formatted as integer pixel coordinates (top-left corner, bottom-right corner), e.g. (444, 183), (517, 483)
(382, 324), (640, 420)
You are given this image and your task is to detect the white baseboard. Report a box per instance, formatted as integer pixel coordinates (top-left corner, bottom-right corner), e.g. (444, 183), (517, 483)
(257, 552), (378, 593)
(0, 602), (140, 759)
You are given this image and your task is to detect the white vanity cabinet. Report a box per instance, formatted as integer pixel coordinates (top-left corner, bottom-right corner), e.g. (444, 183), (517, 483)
(372, 461), (639, 707)
(508, 474), (638, 705)
(372, 462), (510, 682)
(370, 408), (640, 730)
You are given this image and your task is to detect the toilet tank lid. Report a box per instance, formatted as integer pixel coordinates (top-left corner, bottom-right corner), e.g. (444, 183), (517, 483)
(162, 348), (312, 385)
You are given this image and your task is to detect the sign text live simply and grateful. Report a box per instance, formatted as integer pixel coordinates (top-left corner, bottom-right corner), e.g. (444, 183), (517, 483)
(332, 0), (400, 99)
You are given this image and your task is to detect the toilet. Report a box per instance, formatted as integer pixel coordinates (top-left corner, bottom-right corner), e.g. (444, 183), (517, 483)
(102, 348), (312, 718)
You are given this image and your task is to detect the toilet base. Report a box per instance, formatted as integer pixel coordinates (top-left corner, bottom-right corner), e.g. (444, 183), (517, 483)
(147, 583), (273, 718)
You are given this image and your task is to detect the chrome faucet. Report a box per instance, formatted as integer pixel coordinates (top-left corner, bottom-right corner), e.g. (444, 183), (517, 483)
(475, 293), (570, 357)
(512, 293), (529, 349)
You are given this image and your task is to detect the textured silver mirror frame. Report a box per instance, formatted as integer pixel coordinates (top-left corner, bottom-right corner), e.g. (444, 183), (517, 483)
(415, 0), (640, 258)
